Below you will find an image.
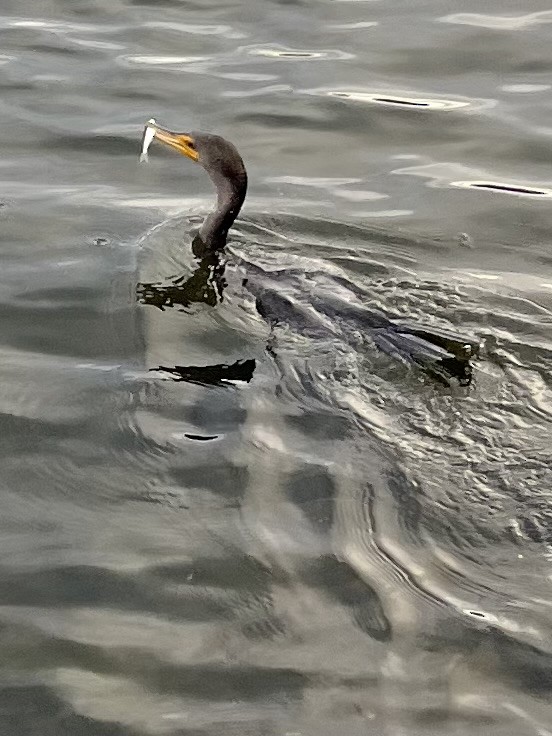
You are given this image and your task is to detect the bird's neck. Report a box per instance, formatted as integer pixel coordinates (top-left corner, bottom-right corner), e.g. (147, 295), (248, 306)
(199, 171), (247, 250)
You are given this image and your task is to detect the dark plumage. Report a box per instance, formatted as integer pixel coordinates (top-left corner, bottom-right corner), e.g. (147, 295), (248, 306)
(190, 132), (248, 249)
(145, 123), (247, 250)
(142, 121), (480, 384)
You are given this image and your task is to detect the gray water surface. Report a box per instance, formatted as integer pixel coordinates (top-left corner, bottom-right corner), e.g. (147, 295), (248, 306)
(1, 1), (552, 734)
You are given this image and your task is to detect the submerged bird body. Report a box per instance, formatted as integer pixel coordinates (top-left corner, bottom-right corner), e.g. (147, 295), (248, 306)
(140, 121), (479, 384)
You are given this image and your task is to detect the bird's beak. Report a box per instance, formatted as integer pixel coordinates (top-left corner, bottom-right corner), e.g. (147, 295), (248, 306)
(152, 125), (199, 162)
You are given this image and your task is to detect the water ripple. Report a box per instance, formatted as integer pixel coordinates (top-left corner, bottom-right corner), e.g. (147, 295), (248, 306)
(117, 54), (211, 68)
(70, 37), (124, 51)
(453, 181), (552, 198)
(245, 44), (353, 61)
(502, 84), (551, 94)
(143, 20), (246, 39)
(329, 21), (378, 30)
(439, 11), (552, 30)
(303, 87), (490, 111)
(265, 176), (387, 202)
(393, 162), (552, 198)
(0, 16), (124, 33)
(3, 0), (552, 730)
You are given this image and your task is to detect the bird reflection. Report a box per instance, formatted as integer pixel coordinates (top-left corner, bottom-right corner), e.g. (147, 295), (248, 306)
(154, 359), (256, 385)
(137, 234), (227, 312)
(136, 233), (256, 386)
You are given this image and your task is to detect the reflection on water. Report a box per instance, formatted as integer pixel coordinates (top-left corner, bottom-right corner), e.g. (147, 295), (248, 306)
(439, 12), (552, 30)
(320, 89), (475, 110)
(138, 235), (228, 310)
(1, 0), (552, 733)
(453, 181), (552, 197)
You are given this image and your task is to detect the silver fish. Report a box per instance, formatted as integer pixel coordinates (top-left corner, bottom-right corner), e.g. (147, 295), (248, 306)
(140, 118), (156, 162)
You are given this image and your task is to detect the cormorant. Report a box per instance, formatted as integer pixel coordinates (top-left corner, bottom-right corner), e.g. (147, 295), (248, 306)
(139, 120), (480, 385)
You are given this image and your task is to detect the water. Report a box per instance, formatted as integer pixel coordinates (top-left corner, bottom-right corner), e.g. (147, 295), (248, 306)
(1, 1), (552, 734)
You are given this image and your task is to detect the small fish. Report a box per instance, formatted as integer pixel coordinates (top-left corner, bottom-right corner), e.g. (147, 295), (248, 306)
(140, 118), (156, 162)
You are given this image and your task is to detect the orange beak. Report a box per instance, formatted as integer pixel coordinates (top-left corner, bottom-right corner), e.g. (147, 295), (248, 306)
(152, 124), (199, 162)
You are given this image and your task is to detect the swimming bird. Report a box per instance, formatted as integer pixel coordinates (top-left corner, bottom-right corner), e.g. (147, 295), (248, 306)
(140, 121), (480, 384)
